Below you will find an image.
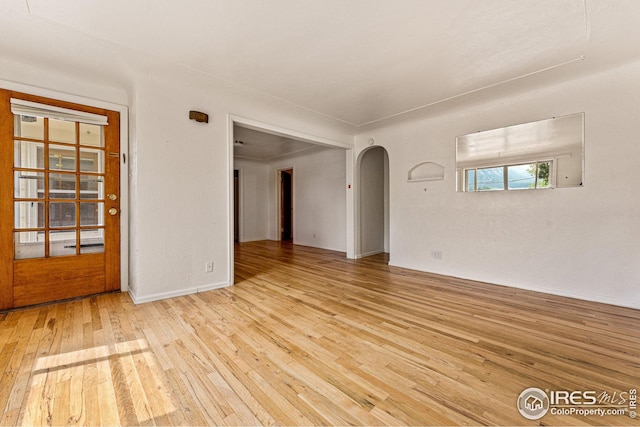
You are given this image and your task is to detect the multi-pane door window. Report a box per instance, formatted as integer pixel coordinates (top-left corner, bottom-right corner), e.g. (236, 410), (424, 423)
(13, 114), (106, 259)
(465, 161), (552, 192)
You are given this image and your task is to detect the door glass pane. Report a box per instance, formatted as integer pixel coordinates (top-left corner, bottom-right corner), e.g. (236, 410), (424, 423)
(50, 202), (76, 227)
(49, 119), (76, 144)
(50, 230), (76, 257)
(14, 201), (45, 229)
(14, 115), (44, 140)
(14, 171), (44, 199)
(49, 173), (76, 199)
(80, 175), (104, 200)
(49, 145), (76, 171)
(14, 140), (44, 169)
(80, 202), (104, 226)
(79, 148), (103, 173)
(80, 229), (105, 254)
(79, 123), (103, 147)
(14, 231), (45, 259)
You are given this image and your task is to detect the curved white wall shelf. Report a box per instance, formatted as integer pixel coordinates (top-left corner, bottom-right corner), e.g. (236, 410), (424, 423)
(407, 161), (444, 182)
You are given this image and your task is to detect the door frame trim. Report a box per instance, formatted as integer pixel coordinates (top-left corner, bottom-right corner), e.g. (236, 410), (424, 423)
(0, 79), (130, 292)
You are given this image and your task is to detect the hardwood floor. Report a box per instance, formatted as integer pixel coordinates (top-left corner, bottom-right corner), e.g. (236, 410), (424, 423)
(1, 240), (639, 426)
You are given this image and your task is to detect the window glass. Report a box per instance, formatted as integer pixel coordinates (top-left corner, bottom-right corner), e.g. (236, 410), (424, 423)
(49, 230), (76, 257)
(536, 161), (551, 188)
(466, 169), (475, 192)
(80, 175), (104, 200)
(476, 167), (504, 191)
(49, 173), (76, 199)
(14, 115), (44, 140)
(14, 232), (45, 259)
(507, 164), (536, 190)
(49, 119), (76, 144)
(49, 202), (76, 228)
(14, 201), (45, 229)
(14, 171), (44, 199)
(49, 145), (76, 171)
(80, 229), (104, 254)
(14, 141), (44, 169)
(79, 123), (103, 147)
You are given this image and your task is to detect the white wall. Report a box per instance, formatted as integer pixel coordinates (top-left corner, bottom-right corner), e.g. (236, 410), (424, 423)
(354, 59), (640, 309)
(269, 147), (347, 252)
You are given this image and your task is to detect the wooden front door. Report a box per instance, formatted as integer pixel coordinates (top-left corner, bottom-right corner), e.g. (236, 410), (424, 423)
(0, 90), (121, 309)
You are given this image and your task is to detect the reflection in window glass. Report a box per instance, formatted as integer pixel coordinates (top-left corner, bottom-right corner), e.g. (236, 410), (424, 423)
(80, 175), (104, 200)
(456, 113), (583, 191)
(14, 140), (44, 169)
(79, 123), (103, 147)
(49, 145), (76, 171)
(49, 173), (76, 199)
(80, 229), (105, 254)
(50, 202), (76, 227)
(79, 148), (103, 173)
(49, 119), (76, 144)
(80, 202), (104, 226)
(476, 167), (504, 191)
(536, 161), (551, 188)
(466, 169), (475, 192)
(14, 201), (45, 229)
(14, 171), (44, 199)
(507, 164), (536, 190)
(14, 231), (45, 259)
(14, 115), (44, 140)
(49, 230), (76, 257)
(465, 161), (553, 192)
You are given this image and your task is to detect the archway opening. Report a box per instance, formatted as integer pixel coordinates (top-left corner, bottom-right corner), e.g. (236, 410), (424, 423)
(357, 146), (389, 259)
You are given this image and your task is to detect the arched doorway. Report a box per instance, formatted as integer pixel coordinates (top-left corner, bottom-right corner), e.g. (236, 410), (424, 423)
(357, 146), (389, 258)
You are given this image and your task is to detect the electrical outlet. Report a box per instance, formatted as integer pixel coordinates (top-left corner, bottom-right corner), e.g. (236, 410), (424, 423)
(432, 250), (442, 260)
(205, 261), (214, 272)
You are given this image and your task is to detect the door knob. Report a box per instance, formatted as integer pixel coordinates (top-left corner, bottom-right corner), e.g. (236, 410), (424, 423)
(108, 208), (118, 216)
(107, 193), (118, 201)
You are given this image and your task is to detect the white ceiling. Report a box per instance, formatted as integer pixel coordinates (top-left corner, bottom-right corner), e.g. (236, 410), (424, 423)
(233, 126), (326, 161)
(2, 0), (640, 128)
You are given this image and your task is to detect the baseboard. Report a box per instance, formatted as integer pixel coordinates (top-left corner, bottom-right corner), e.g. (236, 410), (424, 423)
(239, 237), (269, 243)
(360, 249), (385, 258)
(128, 280), (230, 305)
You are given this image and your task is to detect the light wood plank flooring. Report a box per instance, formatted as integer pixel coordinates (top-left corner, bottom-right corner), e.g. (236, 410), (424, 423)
(1, 240), (639, 426)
